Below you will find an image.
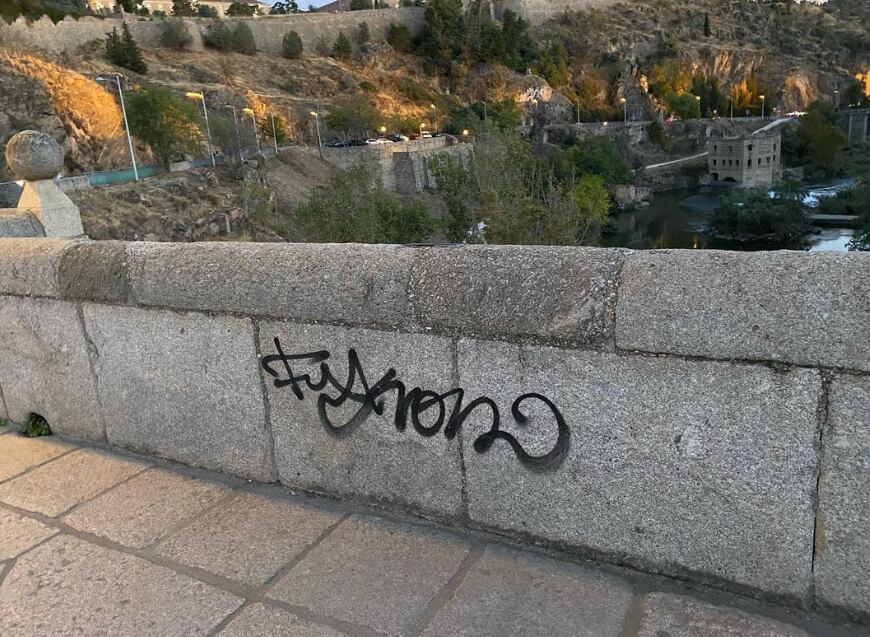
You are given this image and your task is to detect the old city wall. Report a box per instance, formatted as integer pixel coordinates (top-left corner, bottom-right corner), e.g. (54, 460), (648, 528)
(0, 238), (868, 624)
(0, 8), (425, 55)
(492, 0), (621, 24)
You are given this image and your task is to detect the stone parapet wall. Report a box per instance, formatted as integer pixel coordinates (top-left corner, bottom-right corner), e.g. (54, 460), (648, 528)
(0, 8), (424, 55)
(0, 238), (868, 624)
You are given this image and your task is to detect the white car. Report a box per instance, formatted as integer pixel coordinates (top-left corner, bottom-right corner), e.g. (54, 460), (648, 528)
(421, 132), (433, 139)
(365, 138), (392, 145)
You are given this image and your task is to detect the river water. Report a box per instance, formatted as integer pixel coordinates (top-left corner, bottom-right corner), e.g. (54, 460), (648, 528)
(602, 186), (855, 252)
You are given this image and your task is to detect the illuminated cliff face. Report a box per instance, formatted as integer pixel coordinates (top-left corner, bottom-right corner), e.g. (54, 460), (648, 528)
(857, 72), (870, 98)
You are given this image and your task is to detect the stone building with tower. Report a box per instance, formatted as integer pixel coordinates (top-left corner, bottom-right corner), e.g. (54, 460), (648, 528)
(706, 131), (782, 188)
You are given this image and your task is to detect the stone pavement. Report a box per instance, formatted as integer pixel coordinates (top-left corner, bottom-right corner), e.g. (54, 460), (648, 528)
(0, 430), (866, 637)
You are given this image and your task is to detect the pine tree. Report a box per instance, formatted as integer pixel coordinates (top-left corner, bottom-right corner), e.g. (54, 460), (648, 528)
(704, 13), (711, 37)
(105, 28), (125, 67)
(332, 30), (352, 59)
(357, 21), (370, 45)
(121, 23), (148, 74)
(282, 31), (304, 59)
(171, 0), (195, 16)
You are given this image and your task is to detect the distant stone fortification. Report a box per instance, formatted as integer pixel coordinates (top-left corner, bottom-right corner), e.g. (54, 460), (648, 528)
(492, 0), (621, 24)
(0, 7), (424, 56)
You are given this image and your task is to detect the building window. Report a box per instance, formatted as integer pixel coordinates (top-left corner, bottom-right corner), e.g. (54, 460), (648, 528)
(748, 144), (753, 151)
(748, 160), (751, 168)
(713, 159), (717, 165)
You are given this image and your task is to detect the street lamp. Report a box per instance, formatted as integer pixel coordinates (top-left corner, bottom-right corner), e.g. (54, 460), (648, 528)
(760, 94), (766, 119)
(379, 125), (387, 137)
(576, 97), (581, 125)
(834, 89), (840, 111)
(186, 91), (215, 167)
(694, 94), (701, 118)
(429, 104), (437, 133)
(461, 129), (470, 139)
(242, 107), (260, 155)
(96, 74), (138, 181)
(309, 111), (323, 161)
(270, 114), (279, 154)
(729, 97), (733, 120)
(223, 105), (242, 162)
(620, 96), (627, 124)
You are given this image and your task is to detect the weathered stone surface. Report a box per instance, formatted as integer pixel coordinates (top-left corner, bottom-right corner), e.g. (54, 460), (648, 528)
(0, 212), (44, 238)
(268, 515), (469, 635)
(259, 321), (463, 517)
(421, 545), (633, 637)
(16, 180), (84, 237)
(0, 238), (76, 297)
(58, 240), (129, 303)
(0, 535), (241, 637)
(127, 242), (416, 328)
(0, 433), (73, 482)
(0, 507), (58, 560)
(0, 448), (147, 516)
(815, 375), (870, 615)
(5, 130), (63, 181)
(155, 492), (340, 585)
(636, 593), (811, 637)
(616, 250), (870, 371)
(457, 339), (821, 599)
(82, 304), (273, 481)
(411, 245), (624, 346)
(63, 467), (230, 548)
(218, 603), (349, 637)
(0, 296), (104, 439)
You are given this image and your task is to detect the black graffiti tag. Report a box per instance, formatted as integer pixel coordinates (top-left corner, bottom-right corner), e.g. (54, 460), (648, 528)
(260, 338), (570, 472)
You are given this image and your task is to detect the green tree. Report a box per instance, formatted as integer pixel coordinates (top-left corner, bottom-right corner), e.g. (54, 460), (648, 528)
(203, 20), (233, 51)
(324, 95), (380, 138)
(196, 4), (219, 17)
(331, 30), (352, 59)
(349, 0), (373, 9)
(160, 19), (193, 50)
(554, 136), (632, 185)
(297, 162), (435, 243)
(710, 183), (809, 242)
(105, 25), (147, 75)
(665, 91), (701, 119)
(429, 152), (472, 241)
(357, 21), (370, 45)
(171, 0), (195, 16)
(231, 22), (257, 54)
(226, 1), (256, 15)
(386, 22), (411, 52)
(126, 85), (202, 167)
(270, 0), (298, 13)
(416, 0), (464, 73)
(282, 30), (303, 58)
(797, 101), (847, 174)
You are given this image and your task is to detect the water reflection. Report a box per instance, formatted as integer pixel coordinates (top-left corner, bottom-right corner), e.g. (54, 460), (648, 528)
(601, 188), (854, 252)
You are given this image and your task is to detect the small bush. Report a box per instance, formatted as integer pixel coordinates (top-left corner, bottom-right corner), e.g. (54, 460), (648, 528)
(23, 413), (51, 438)
(231, 22), (257, 55)
(359, 80), (377, 92)
(282, 30), (303, 58)
(332, 30), (352, 59)
(160, 19), (193, 50)
(203, 21), (233, 52)
(357, 21), (370, 45)
(386, 22), (411, 52)
(647, 121), (669, 147)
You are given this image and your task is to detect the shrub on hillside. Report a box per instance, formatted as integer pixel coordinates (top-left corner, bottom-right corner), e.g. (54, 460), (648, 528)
(105, 24), (148, 75)
(160, 19), (193, 50)
(386, 22), (411, 52)
(282, 30), (303, 58)
(126, 85), (202, 167)
(349, 0), (373, 9)
(231, 22), (257, 55)
(331, 31), (352, 59)
(203, 21), (233, 51)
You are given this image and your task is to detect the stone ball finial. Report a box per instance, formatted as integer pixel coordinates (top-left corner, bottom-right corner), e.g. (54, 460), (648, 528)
(5, 130), (64, 182)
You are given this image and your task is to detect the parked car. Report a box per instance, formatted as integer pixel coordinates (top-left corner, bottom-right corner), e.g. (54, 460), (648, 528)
(365, 138), (392, 145)
(326, 139), (346, 148)
(346, 138), (367, 147)
(387, 134), (410, 142)
(421, 131), (433, 139)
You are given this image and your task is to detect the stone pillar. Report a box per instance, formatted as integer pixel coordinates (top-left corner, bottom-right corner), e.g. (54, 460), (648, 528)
(4, 130), (84, 238)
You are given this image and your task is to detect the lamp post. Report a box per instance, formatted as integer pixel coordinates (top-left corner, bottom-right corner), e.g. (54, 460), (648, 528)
(96, 74), (138, 181)
(379, 125), (387, 137)
(242, 107), (260, 155)
(620, 96), (627, 124)
(430, 104), (437, 133)
(694, 94), (701, 119)
(760, 94), (766, 119)
(483, 101), (487, 120)
(186, 91), (215, 167)
(224, 105), (242, 162)
(462, 129), (470, 140)
(729, 97), (733, 120)
(309, 111), (323, 161)
(270, 114), (280, 154)
(834, 89), (840, 111)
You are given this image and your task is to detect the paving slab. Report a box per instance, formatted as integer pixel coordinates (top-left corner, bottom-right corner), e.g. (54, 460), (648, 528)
(82, 304), (273, 481)
(268, 515), (470, 636)
(421, 545), (633, 637)
(218, 603), (350, 637)
(636, 593), (812, 637)
(259, 321), (463, 517)
(0, 506), (58, 560)
(0, 296), (104, 439)
(457, 339), (821, 599)
(0, 432), (73, 483)
(154, 491), (341, 585)
(0, 448), (148, 516)
(63, 467), (231, 548)
(815, 375), (870, 615)
(0, 534), (241, 637)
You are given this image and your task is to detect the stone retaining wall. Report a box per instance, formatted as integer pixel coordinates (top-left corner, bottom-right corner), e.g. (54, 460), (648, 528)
(0, 238), (868, 624)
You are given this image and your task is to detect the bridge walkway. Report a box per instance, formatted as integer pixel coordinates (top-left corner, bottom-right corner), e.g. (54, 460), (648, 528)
(0, 431), (863, 637)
